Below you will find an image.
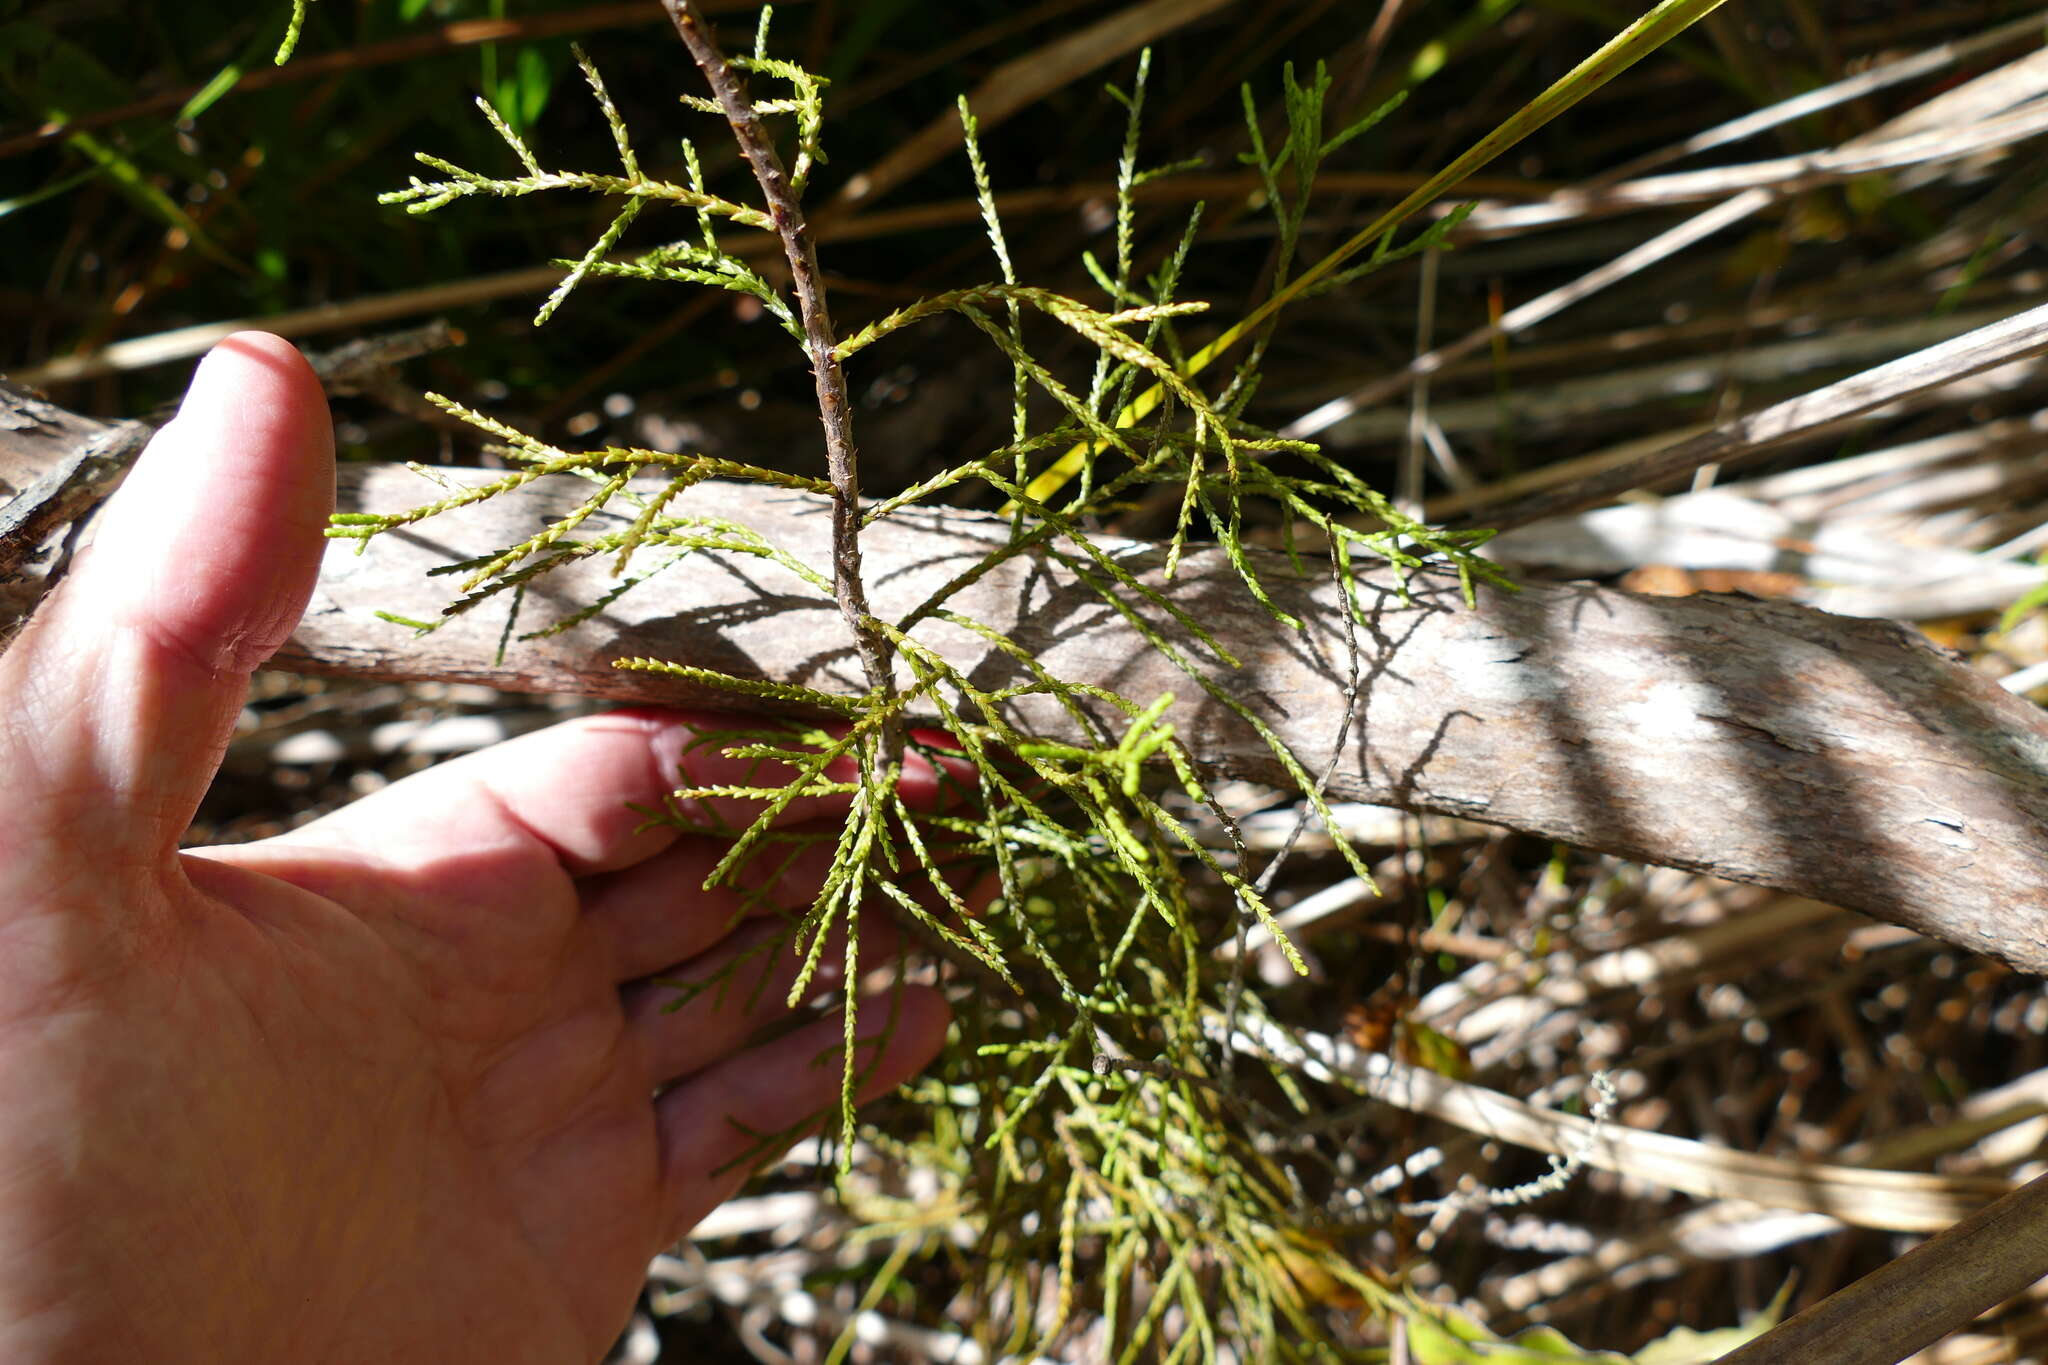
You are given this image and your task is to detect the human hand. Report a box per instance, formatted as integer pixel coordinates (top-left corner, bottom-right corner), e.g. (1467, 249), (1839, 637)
(0, 333), (951, 1363)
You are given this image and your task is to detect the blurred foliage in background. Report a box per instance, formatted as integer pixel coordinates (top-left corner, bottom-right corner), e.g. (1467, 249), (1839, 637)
(16, 0), (1990, 494)
(10, 0), (2039, 511)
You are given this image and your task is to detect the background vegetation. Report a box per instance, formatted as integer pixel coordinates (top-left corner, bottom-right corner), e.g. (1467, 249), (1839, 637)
(10, 0), (2048, 1360)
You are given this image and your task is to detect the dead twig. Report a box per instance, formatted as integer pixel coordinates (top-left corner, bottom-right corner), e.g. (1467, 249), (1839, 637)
(1715, 1169), (2048, 1365)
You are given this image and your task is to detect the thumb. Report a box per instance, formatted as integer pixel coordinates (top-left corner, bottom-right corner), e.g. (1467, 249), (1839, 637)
(0, 332), (334, 855)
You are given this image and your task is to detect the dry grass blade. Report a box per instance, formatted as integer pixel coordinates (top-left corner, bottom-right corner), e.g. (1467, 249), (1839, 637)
(1287, 31), (2048, 440)
(1545, 896), (1848, 999)
(12, 264), (568, 387)
(830, 167), (1553, 243)
(1284, 189), (1770, 440)
(1223, 1014), (2011, 1233)
(832, 0), (1102, 112)
(1594, 6), (2048, 181)
(1309, 304), (2030, 444)
(1463, 96), (2048, 234)
(1488, 1074), (2048, 1319)
(824, 0), (1239, 215)
(1456, 299), (2048, 530)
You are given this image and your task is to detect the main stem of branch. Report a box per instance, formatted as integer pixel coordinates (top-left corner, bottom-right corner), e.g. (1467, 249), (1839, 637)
(661, 0), (896, 714)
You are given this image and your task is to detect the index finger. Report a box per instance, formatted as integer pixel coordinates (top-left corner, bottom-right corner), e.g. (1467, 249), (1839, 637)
(252, 707), (970, 880)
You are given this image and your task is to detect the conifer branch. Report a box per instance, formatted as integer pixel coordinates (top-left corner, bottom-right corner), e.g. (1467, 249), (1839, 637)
(659, 0), (895, 721)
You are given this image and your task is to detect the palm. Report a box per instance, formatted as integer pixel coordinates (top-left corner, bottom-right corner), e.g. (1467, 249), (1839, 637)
(0, 334), (946, 1363)
(190, 805), (663, 1363)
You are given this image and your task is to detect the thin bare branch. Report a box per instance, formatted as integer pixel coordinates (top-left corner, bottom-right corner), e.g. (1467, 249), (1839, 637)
(658, 0), (894, 713)
(1715, 1169), (2048, 1365)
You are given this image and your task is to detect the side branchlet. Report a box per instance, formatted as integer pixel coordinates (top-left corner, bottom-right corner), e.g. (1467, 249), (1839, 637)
(274, 0), (314, 65)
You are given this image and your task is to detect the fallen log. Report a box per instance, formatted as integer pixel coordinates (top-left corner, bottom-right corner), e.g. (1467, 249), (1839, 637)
(6, 391), (2047, 972)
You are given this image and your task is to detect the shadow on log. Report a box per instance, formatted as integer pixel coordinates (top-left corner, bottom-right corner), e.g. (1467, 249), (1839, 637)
(6, 393), (2047, 972)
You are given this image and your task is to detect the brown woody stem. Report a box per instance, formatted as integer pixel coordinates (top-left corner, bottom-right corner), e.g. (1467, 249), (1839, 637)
(660, 0), (896, 717)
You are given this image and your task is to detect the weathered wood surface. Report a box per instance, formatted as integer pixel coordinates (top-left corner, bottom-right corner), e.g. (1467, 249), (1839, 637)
(5, 401), (2047, 972)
